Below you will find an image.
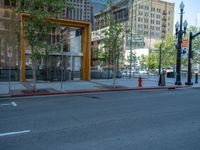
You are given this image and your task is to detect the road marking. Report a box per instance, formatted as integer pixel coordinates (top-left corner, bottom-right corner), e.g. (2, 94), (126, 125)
(0, 130), (30, 137)
(1, 101), (17, 107)
(11, 102), (17, 106)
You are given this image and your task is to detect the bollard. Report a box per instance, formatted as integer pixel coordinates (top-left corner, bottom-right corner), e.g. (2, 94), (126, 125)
(138, 77), (142, 87)
(195, 73), (198, 84)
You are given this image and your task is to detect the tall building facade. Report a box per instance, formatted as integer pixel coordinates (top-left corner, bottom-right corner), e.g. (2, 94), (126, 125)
(129, 0), (174, 39)
(0, 0), (18, 74)
(94, 0), (129, 30)
(63, 0), (92, 22)
(93, 0), (174, 39)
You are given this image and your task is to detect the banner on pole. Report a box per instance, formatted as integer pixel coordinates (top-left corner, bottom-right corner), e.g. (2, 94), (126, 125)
(181, 39), (188, 48)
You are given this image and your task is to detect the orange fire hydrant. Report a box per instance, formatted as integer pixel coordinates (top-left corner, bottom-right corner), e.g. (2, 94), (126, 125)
(138, 77), (142, 87)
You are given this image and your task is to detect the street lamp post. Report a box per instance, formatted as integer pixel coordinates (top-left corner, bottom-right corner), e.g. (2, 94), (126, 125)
(175, 1), (187, 85)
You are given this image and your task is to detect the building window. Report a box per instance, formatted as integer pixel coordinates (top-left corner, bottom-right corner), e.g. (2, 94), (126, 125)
(151, 13), (155, 18)
(156, 27), (160, 31)
(138, 17), (143, 22)
(151, 26), (154, 30)
(139, 4), (143, 9)
(144, 25), (148, 29)
(144, 31), (148, 35)
(156, 20), (160, 25)
(157, 8), (161, 13)
(145, 12), (148, 17)
(156, 14), (160, 19)
(151, 7), (155, 11)
(139, 11), (143, 16)
(144, 18), (148, 23)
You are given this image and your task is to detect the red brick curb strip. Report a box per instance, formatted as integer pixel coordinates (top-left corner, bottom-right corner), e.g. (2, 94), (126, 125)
(63, 85), (192, 94)
(7, 85), (192, 98)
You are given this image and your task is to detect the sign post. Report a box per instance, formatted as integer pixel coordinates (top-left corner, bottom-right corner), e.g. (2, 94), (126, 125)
(7, 48), (12, 94)
(60, 41), (64, 89)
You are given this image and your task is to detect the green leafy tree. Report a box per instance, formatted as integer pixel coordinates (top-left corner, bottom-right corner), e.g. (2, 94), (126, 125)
(127, 52), (137, 69)
(96, 48), (107, 65)
(147, 34), (176, 71)
(102, 23), (125, 81)
(138, 54), (147, 70)
(13, 0), (70, 91)
(147, 50), (158, 70)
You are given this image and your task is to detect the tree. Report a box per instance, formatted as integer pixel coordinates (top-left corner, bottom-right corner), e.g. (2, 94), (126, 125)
(13, 0), (69, 91)
(138, 54), (147, 70)
(147, 50), (158, 70)
(147, 34), (176, 71)
(95, 2), (126, 87)
(127, 52), (137, 69)
(102, 23), (125, 87)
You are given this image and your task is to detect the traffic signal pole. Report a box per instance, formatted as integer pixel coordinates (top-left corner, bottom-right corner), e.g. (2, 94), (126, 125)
(185, 31), (200, 85)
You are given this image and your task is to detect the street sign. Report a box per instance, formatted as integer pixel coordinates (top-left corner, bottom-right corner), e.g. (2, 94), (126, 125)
(181, 39), (188, 48)
(7, 48), (12, 58)
(181, 48), (188, 59)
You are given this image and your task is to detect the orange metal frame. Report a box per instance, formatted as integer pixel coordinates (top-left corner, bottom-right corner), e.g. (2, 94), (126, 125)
(20, 13), (91, 82)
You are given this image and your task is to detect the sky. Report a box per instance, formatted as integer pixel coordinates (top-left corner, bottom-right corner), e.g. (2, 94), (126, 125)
(165, 0), (200, 27)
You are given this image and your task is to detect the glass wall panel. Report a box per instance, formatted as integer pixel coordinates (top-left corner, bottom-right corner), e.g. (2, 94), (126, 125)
(24, 26), (83, 81)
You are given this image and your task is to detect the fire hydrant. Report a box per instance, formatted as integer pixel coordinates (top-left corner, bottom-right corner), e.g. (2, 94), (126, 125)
(138, 77), (142, 87)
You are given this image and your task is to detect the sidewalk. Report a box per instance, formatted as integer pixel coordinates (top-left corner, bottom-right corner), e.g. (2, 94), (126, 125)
(0, 77), (199, 97)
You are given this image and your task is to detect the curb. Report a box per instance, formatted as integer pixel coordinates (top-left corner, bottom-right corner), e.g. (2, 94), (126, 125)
(10, 91), (65, 98)
(63, 85), (192, 94)
(0, 94), (10, 99)
(0, 85), (191, 98)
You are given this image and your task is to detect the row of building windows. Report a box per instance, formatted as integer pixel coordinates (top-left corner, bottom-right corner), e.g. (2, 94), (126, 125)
(138, 11), (170, 21)
(137, 24), (161, 31)
(138, 4), (171, 15)
(138, 17), (170, 26)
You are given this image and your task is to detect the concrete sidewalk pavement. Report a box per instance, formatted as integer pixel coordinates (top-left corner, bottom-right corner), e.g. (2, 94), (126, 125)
(0, 77), (199, 97)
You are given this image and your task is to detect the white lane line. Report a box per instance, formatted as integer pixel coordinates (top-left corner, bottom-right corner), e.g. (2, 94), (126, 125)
(1, 103), (11, 106)
(1, 101), (17, 107)
(0, 130), (30, 137)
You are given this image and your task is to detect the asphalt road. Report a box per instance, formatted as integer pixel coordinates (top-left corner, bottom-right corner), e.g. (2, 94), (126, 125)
(0, 89), (200, 150)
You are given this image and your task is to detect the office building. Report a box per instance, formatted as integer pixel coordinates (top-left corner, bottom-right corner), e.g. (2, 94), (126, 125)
(130, 0), (174, 38)
(94, 0), (129, 30)
(93, 0), (174, 39)
(63, 0), (92, 22)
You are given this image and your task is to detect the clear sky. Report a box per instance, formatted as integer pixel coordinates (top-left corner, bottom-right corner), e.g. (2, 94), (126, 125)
(165, 0), (200, 27)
